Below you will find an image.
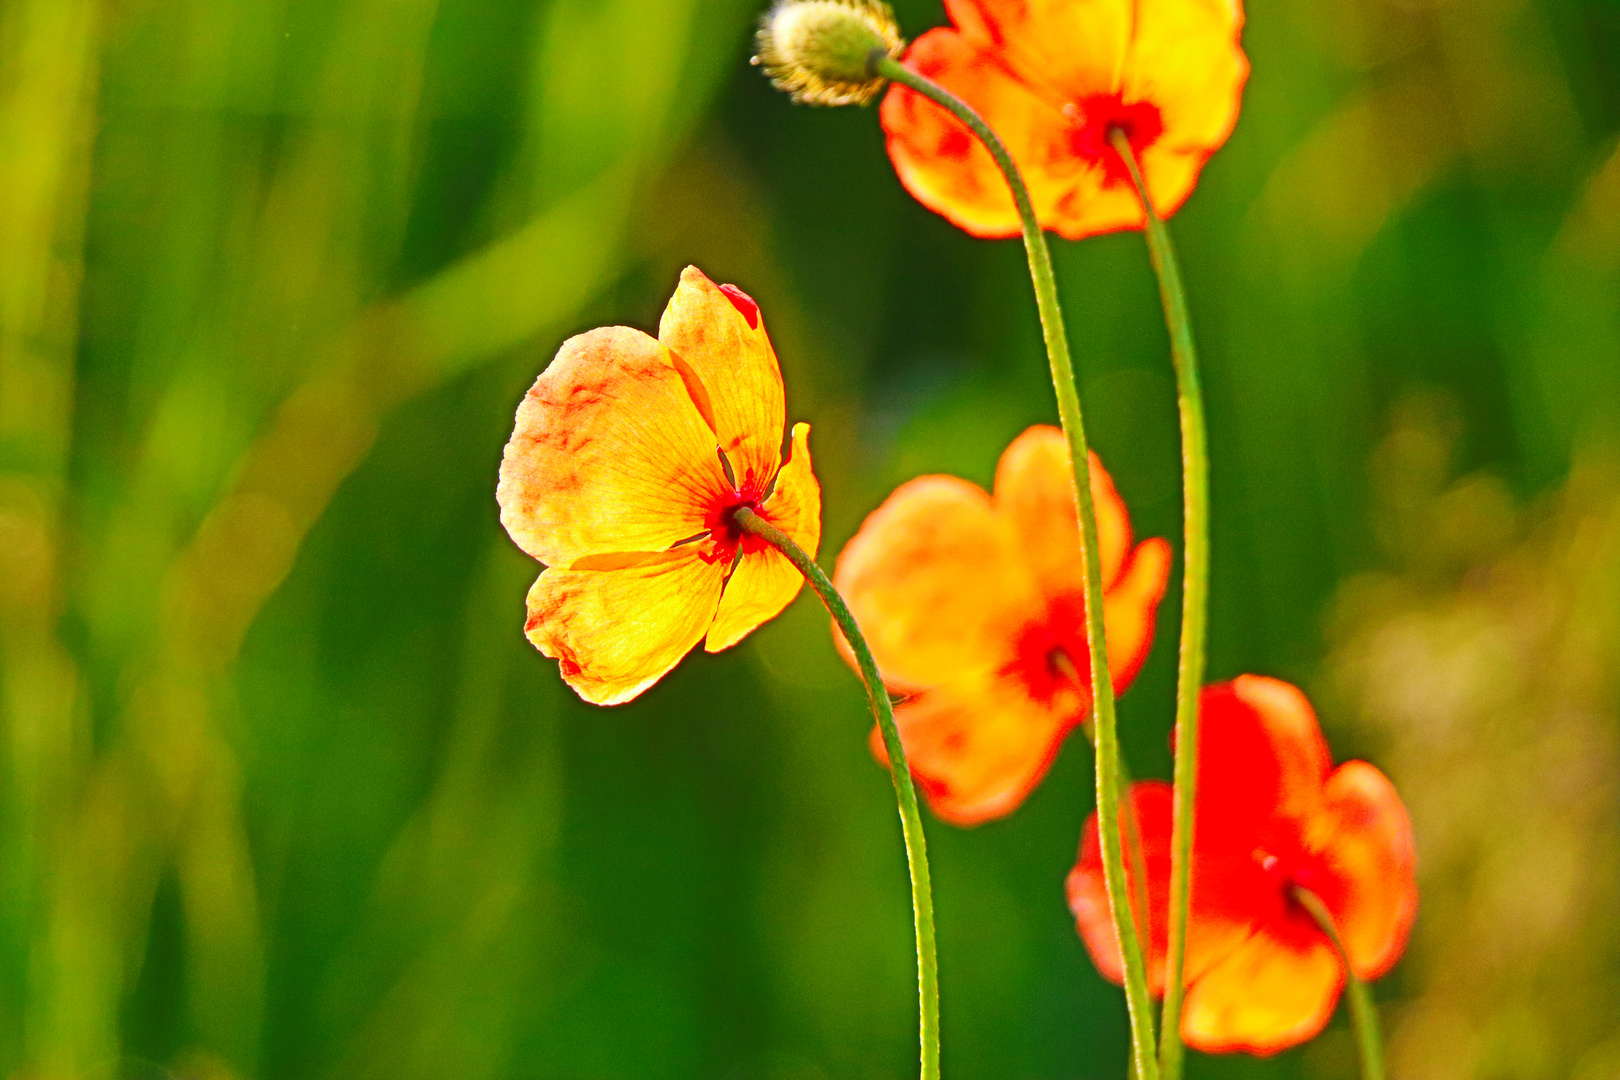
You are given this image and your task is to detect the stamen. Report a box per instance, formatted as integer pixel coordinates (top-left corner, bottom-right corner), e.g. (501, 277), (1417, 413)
(1049, 646), (1082, 684)
(668, 530), (711, 549)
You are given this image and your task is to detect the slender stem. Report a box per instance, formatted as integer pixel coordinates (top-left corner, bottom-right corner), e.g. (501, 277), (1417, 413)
(876, 55), (1160, 1080)
(1079, 715), (1152, 959)
(1108, 130), (1210, 1080)
(1292, 886), (1387, 1080)
(733, 506), (939, 1080)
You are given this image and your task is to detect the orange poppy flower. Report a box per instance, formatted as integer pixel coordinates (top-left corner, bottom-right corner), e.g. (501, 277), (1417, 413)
(880, 0), (1249, 239)
(496, 266), (820, 705)
(1067, 675), (1417, 1054)
(833, 426), (1171, 825)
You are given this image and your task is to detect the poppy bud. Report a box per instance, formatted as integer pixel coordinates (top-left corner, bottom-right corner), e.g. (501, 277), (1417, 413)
(752, 0), (903, 107)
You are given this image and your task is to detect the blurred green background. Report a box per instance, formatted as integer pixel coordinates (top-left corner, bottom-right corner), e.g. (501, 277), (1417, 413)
(2, 0), (1618, 1077)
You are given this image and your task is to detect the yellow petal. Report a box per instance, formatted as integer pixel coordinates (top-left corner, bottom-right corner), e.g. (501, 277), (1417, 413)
(658, 266), (785, 497)
(497, 325), (729, 566)
(705, 423), (822, 653)
(524, 548), (724, 705)
(946, 0), (1131, 102)
(834, 474), (1037, 692)
(1122, 0), (1249, 221)
(1181, 932), (1341, 1055)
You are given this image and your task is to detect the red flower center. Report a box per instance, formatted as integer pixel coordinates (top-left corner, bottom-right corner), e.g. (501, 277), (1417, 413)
(1007, 594), (1093, 713)
(1247, 840), (1350, 947)
(1065, 94), (1165, 187)
(702, 466), (771, 565)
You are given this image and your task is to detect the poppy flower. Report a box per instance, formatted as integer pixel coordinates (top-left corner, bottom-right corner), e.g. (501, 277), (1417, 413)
(833, 425), (1171, 825)
(496, 266), (821, 705)
(1067, 676), (1417, 1054)
(880, 0), (1249, 239)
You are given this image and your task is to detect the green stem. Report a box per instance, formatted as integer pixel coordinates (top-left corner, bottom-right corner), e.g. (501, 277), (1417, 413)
(733, 506), (939, 1080)
(1108, 131), (1210, 1080)
(876, 54), (1159, 1080)
(1292, 886), (1387, 1080)
(1078, 714), (1152, 959)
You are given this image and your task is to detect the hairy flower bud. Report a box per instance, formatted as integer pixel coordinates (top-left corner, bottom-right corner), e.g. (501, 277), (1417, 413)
(753, 0), (904, 107)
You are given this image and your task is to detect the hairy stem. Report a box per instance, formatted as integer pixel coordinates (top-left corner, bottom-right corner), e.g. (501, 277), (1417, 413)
(1293, 886), (1387, 1080)
(875, 55), (1159, 1080)
(732, 506), (939, 1080)
(1108, 130), (1211, 1080)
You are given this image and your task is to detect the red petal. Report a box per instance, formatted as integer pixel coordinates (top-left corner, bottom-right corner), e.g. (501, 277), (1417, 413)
(718, 283), (759, 329)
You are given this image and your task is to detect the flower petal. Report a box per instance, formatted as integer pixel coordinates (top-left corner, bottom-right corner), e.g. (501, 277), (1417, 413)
(993, 425), (1170, 693)
(881, 29), (1081, 239)
(1159, 679), (1339, 982)
(1103, 537), (1173, 687)
(1228, 675), (1334, 816)
(524, 548), (724, 705)
(946, 0), (1131, 103)
(705, 423), (822, 653)
(873, 669), (1071, 825)
(1068, 780), (1174, 994)
(1122, 0), (1248, 220)
(886, 0), (1245, 239)
(1179, 931), (1341, 1055)
(1309, 760), (1418, 981)
(498, 325), (729, 566)
(657, 266), (785, 495)
(1070, 777), (1255, 997)
(993, 425), (1133, 592)
(1196, 677), (1333, 839)
(834, 473), (1037, 692)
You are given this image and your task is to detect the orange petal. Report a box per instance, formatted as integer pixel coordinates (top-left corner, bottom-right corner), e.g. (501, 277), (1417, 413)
(1104, 537), (1172, 687)
(992, 425), (1169, 692)
(524, 548), (724, 705)
(1122, 0), (1249, 221)
(993, 426), (1135, 593)
(834, 474), (1037, 693)
(657, 266), (785, 496)
(881, 29), (1080, 240)
(1310, 761), (1418, 981)
(498, 325), (729, 566)
(874, 670), (1071, 826)
(1068, 780), (1174, 994)
(705, 423), (822, 653)
(1180, 931), (1342, 1055)
(946, 0), (1131, 100)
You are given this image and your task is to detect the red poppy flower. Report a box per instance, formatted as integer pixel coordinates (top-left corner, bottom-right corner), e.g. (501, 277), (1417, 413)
(833, 425), (1171, 825)
(880, 0), (1249, 239)
(496, 267), (820, 705)
(1067, 676), (1417, 1054)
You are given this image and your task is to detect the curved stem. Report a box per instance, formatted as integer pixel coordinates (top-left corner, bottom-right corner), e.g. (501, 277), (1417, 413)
(876, 55), (1159, 1080)
(1107, 131), (1210, 1080)
(732, 506), (939, 1080)
(1292, 886), (1387, 1080)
